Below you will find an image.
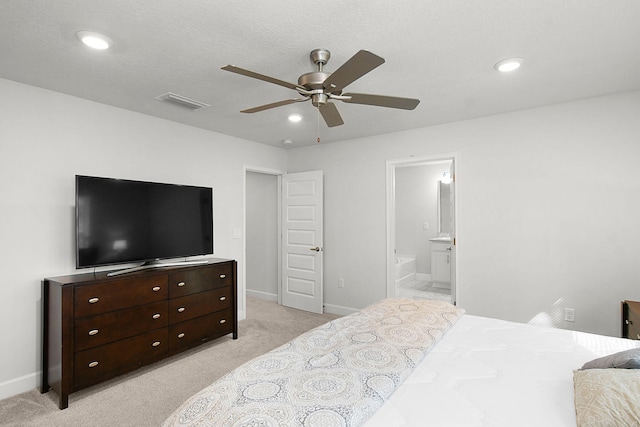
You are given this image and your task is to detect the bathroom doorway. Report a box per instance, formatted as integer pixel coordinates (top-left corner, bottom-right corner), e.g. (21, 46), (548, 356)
(386, 154), (457, 305)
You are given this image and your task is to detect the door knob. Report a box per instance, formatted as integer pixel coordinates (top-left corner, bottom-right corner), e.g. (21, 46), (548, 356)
(310, 246), (321, 252)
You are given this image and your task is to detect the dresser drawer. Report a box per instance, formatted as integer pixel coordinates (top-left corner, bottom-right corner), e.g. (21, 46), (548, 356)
(74, 301), (168, 351)
(168, 263), (232, 298)
(74, 275), (168, 318)
(74, 328), (168, 389)
(168, 308), (234, 351)
(169, 287), (232, 324)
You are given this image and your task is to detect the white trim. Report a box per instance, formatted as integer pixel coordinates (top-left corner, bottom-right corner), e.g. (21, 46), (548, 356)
(323, 303), (359, 317)
(386, 152), (460, 304)
(246, 289), (278, 302)
(0, 371), (38, 400)
(242, 165), (285, 322)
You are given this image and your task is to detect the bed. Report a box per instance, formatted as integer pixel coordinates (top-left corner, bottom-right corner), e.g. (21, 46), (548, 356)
(163, 298), (640, 427)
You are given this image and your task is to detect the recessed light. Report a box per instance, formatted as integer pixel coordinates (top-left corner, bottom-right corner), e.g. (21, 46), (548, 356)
(282, 139), (293, 145)
(76, 31), (112, 50)
(288, 114), (302, 123)
(494, 58), (523, 72)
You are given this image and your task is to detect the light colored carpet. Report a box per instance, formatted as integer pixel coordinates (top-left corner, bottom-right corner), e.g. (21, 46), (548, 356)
(0, 297), (341, 427)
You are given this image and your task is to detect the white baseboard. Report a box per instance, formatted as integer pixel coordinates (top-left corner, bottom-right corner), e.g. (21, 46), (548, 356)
(245, 290), (357, 316)
(0, 371), (39, 401)
(246, 289), (278, 302)
(323, 303), (359, 316)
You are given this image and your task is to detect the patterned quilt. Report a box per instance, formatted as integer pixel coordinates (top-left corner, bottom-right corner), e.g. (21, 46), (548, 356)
(163, 298), (464, 427)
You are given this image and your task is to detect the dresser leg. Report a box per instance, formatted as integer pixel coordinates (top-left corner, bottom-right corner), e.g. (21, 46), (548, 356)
(59, 393), (69, 410)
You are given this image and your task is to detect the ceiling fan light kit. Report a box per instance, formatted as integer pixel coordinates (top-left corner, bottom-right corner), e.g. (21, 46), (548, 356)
(221, 48), (420, 129)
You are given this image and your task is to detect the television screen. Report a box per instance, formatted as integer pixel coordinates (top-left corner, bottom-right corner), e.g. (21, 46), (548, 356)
(76, 175), (213, 268)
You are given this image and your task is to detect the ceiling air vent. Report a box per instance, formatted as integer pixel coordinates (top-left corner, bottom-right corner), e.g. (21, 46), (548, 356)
(155, 92), (210, 111)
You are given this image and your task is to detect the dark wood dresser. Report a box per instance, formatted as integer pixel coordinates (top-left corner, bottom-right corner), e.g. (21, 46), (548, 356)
(41, 259), (237, 409)
(622, 300), (640, 340)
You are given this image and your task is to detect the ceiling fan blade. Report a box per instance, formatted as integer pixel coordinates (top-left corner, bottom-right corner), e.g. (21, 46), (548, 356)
(221, 65), (300, 91)
(241, 98), (307, 113)
(341, 93), (420, 110)
(322, 50), (385, 92)
(319, 102), (344, 127)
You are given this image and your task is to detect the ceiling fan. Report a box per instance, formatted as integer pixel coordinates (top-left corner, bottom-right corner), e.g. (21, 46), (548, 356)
(221, 49), (420, 128)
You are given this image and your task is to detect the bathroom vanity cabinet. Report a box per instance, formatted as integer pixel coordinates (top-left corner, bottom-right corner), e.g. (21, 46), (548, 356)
(430, 240), (451, 285)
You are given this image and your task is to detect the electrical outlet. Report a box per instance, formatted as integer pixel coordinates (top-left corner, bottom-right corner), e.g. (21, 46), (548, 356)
(564, 308), (575, 322)
(423, 222), (429, 230)
(338, 278), (345, 288)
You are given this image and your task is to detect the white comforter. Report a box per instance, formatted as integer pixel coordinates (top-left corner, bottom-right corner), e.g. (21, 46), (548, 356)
(366, 314), (640, 426)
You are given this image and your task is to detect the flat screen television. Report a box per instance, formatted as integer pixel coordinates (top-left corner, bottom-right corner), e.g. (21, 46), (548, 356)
(76, 175), (213, 273)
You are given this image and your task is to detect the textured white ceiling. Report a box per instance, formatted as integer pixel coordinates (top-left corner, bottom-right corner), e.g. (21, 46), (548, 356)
(2, 0), (639, 148)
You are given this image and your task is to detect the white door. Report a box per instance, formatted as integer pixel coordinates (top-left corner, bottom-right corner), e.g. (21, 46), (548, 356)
(449, 161), (457, 305)
(281, 171), (324, 314)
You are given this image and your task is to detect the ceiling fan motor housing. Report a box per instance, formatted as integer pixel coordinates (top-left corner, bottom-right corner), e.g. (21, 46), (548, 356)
(298, 71), (335, 107)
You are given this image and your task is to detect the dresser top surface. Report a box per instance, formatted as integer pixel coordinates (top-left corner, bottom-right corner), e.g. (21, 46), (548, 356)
(45, 258), (234, 285)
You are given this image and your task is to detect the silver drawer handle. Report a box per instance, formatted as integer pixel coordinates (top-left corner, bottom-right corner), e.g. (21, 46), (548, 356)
(177, 281), (186, 287)
(219, 319), (226, 324)
(177, 307), (185, 313)
(219, 274), (226, 279)
(177, 333), (185, 339)
(152, 313), (161, 319)
(152, 286), (161, 292)
(88, 297), (99, 304)
(152, 341), (161, 347)
(219, 296), (226, 301)
(88, 361), (99, 368)
(88, 329), (99, 336)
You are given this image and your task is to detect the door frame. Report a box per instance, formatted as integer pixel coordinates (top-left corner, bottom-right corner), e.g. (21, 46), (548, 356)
(242, 165), (285, 321)
(385, 153), (460, 305)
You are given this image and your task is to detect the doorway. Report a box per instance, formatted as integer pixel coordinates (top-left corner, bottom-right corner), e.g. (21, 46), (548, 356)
(245, 170), (280, 304)
(244, 167), (283, 322)
(243, 167), (325, 318)
(386, 154), (457, 305)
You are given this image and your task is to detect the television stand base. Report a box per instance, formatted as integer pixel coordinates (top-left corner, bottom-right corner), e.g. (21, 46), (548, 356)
(107, 259), (210, 277)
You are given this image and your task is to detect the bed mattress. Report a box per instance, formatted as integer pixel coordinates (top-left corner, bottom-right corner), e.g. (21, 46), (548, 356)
(365, 314), (640, 426)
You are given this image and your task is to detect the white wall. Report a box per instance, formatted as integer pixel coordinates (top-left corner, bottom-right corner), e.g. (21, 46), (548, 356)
(0, 78), (287, 400)
(287, 90), (640, 338)
(246, 172), (279, 300)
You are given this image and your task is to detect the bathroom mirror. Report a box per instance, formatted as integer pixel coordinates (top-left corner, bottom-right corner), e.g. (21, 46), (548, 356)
(437, 181), (451, 236)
